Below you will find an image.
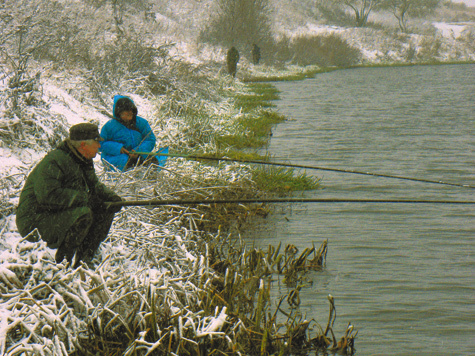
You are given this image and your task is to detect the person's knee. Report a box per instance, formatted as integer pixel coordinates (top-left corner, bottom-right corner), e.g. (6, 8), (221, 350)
(55, 208), (93, 264)
(63, 208), (93, 246)
(71, 208), (93, 234)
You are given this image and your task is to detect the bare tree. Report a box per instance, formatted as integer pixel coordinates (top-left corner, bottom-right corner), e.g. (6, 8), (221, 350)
(0, 0), (68, 110)
(0, 1), (60, 87)
(381, 0), (440, 32)
(200, 0), (273, 49)
(331, 0), (384, 27)
(85, 0), (153, 39)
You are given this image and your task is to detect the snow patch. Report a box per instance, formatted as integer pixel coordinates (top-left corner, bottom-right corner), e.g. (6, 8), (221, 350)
(433, 22), (472, 39)
(284, 23), (343, 38)
(0, 149), (25, 170)
(43, 83), (107, 126)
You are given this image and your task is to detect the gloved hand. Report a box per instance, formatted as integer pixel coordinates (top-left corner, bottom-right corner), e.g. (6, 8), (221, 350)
(105, 194), (123, 213)
(89, 195), (104, 210)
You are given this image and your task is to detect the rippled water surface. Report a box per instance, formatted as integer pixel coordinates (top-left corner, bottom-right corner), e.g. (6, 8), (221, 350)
(244, 64), (475, 355)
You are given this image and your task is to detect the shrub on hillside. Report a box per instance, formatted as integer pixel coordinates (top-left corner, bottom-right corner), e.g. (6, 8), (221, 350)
(458, 28), (475, 53)
(417, 36), (442, 61)
(86, 37), (167, 86)
(268, 36), (294, 64)
(271, 34), (361, 67)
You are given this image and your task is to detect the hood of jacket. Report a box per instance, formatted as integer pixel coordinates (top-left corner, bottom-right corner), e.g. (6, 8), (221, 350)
(112, 95), (138, 129)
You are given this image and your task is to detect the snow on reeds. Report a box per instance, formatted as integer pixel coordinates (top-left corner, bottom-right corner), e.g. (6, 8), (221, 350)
(0, 159), (252, 355)
(0, 158), (354, 355)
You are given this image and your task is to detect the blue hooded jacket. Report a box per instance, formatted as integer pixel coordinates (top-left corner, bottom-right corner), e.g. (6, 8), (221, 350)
(100, 95), (156, 171)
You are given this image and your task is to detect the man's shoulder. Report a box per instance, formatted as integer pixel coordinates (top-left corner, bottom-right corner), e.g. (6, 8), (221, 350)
(44, 146), (74, 164)
(43, 146), (66, 160)
(33, 147), (73, 174)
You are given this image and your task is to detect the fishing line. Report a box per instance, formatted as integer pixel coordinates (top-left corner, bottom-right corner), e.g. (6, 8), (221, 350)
(107, 198), (475, 208)
(134, 151), (474, 189)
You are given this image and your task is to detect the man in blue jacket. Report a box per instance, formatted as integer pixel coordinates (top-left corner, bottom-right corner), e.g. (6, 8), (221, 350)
(101, 95), (166, 171)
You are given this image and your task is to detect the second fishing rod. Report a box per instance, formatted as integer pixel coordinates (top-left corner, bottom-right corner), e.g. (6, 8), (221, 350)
(133, 151), (474, 190)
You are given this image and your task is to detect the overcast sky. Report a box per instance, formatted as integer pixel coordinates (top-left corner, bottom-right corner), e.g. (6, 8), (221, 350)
(453, 0), (475, 6)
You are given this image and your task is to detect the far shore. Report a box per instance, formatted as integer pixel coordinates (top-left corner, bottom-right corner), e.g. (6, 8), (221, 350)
(242, 59), (475, 82)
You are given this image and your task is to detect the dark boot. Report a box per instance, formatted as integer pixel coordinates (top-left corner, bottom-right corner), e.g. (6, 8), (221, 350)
(73, 244), (96, 268)
(55, 243), (76, 264)
(124, 155), (139, 170)
(56, 214), (91, 266)
(141, 155), (159, 167)
(74, 210), (115, 268)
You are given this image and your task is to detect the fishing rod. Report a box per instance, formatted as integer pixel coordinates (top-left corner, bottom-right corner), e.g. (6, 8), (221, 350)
(106, 198), (475, 208)
(134, 151), (474, 189)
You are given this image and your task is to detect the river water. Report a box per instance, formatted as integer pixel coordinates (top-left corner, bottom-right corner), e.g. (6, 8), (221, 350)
(244, 64), (475, 355)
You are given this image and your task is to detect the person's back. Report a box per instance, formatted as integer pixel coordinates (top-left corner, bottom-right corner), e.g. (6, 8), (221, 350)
(252, 44), (261, 65)
(226, 47), (240, 78)
(16, 144), (90, 238)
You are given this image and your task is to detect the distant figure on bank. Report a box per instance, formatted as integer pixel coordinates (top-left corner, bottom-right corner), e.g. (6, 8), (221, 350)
(226, 46), (240, 78)
(251, 44), (261, 65)
(16, 123), (123, 268)
(100, 95), (168, 171)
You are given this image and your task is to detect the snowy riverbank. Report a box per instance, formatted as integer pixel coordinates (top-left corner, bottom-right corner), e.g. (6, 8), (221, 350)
(1, 1), (474, 353)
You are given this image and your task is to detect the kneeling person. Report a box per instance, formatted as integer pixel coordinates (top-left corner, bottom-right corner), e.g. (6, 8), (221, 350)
(101, 95), (165, 171)
(16, 123), (122, 267)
